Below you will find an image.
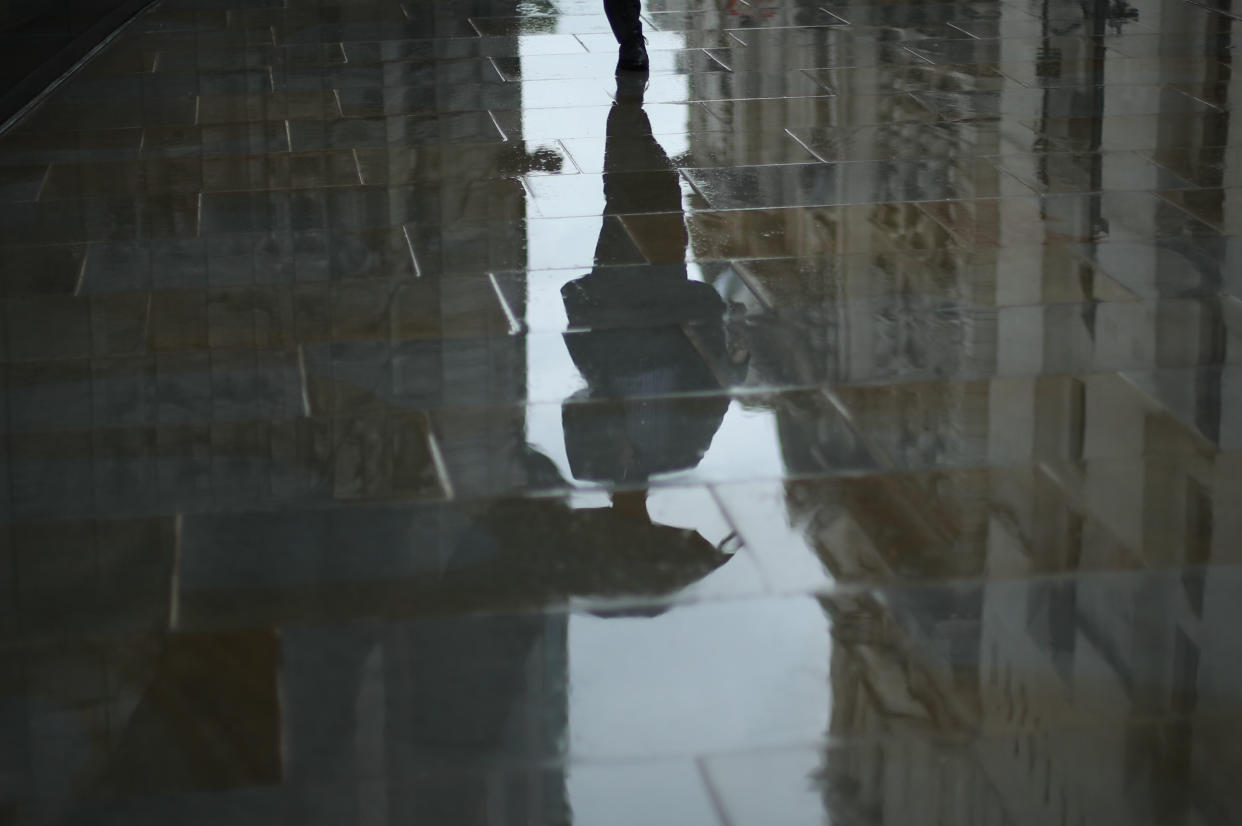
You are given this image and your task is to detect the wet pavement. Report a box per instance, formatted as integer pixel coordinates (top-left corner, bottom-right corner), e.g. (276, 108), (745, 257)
(1, 0), (1241, 821)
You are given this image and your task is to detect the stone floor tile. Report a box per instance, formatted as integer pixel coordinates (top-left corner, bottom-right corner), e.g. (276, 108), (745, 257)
(990, 150), (1199, 194)
(0, 0), (1240, 818)
(559, 760), (723, 825)
(683, 158), (1005, 210)
(1142, 146), (1242, 188)
(821, 1), (1006, 25)
(626, 202), (967, 264)
(0, 128), (144, 165)
(526, 170), (697, 217)
(490, 260), (759, 333)
(712, 466), (1150, 592)
(467, 12), (616, 36)
(1106, 31), (1241, 59)
(703, 94), (939, 131)
(1019, 113), (1219, 153)
(734, 294), (1236, 388)
(577, 29), (739, 52)
(703, 740), (1012, 825)
(621, 70), (835, 104)
(0, 165), (47, 203)
(172, 491), (750, 624)
(1075, 238), (1240, 298)
(490, 49), (729, 81)
(429, 388), (876, 499)
(1154, 187), (1242, 231)
(286, 111), (508, 150)
(805, 63), (1010, 97)
(496, 100), (726, 140)
(1121, 366), (1242, 449)
(279, 21), (479, 45)
(734, 245), (1138, 309)
(996, 55), (1226, 88)
(788, 119), (1042, 162)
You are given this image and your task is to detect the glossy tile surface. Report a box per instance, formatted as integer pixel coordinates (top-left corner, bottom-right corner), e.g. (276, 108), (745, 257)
(1, 0), (1241, 821)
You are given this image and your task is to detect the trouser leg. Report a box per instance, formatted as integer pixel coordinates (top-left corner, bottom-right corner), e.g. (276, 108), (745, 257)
(603, 0), (642, 42)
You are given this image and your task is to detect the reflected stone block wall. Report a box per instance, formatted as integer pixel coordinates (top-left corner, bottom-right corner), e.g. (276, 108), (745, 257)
(663, 0), (1242, 821)
(1, 0), (574, 818)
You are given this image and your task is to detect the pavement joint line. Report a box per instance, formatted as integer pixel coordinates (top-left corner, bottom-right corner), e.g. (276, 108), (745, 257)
(401, 224), (422, 277)
(426, 429), (456, 500)
(488, 272), (524, 335)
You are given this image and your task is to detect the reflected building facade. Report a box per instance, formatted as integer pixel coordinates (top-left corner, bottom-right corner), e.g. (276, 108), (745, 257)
(1, 1), (577, 822)
(663, 0), (1242, 822)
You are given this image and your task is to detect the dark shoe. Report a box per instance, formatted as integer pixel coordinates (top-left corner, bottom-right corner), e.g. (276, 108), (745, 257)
(616, 36), (649, 72)
(614, 72), (648, 104)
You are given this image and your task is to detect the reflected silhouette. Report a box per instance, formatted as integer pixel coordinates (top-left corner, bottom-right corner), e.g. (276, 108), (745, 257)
(548, 74), (744, 606)
(561, 74), (746, 489)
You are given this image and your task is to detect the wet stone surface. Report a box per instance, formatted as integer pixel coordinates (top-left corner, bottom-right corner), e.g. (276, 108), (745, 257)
(1, 0), (1241, 822)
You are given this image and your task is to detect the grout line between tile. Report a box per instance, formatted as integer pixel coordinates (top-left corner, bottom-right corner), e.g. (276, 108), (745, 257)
(141, 292), (152, 346)
(401, 225), (422, 276)
(726, 259), (776, 312)
(554, 139), (582, 174)
(821, 7), (851, 24)
(819, 386), (897, 472)
(817, 4), (849, 24)
(72, 246), (90, 297)
(168, 512), (183, 630)
(702, 48), (733, 72)
(901, 44), (935, 64)
(798, 67), (835, 95)
(694, 756), (737, 826)
(426, 429), (456, 500)
(945, 21), (978, 38)
(487, 272), (523, 335)
(705, 484), (778, 594)
(1167, 82), (1228, 112)
(1181, 0), (1242, 20)
(487, 109), (508, 141)
(1112, 371), (1208, 437)
(784, 126), (826, 162)
(296, 345), (312, 417)
(34, 164), (52, 201)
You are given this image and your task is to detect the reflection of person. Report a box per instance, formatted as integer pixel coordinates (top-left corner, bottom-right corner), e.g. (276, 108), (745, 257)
(72, 88), (747, 826)
(604, 0), (648, 72)
(561, 75), (745, 489)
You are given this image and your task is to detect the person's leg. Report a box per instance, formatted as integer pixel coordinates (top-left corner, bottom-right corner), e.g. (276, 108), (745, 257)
(603, 0), (648, 71)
